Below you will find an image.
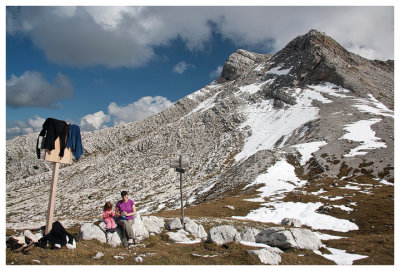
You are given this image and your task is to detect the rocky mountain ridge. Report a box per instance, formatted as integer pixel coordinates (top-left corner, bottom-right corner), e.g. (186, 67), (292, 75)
(6, 30), (394, 233)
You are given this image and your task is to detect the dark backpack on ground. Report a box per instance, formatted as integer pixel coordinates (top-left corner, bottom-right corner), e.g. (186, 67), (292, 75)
(38, 221), (75, 249)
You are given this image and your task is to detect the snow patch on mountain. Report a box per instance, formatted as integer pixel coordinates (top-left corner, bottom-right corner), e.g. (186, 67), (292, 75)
(234, 201), (358, 232)
(316, 247), (368, 265)
(293, 141), (327, 165)
(341, 118), (386, 157)
(235, 83), (342, 162)
(308, 83), (350, 98)
(352, 94), (394, 118)
(267, 65), (293, 76)
(233, 139), (358, 232)
(244, 159), (306, 200)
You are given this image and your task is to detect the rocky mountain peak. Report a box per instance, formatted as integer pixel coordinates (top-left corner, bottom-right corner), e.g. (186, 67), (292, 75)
(276, 30), (393, 108)
(219, 49), (269, 82)
(283, 29), (349, 56)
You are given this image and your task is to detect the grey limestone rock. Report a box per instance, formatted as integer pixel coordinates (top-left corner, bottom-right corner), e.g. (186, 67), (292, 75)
(248, 247), (283, 265)
(167, 217), (183, 230)
(240, 227), (260, 243)
(79, 223), (107, 243)
(142, 215), (164, 234)
(132, 213), (149, 241)
(255, 227), (322, 250)
(281, 218), (302, 227)
(183, 218), (207, 239)
(207, 225), (241, 245)
(166, 229), (193, 243)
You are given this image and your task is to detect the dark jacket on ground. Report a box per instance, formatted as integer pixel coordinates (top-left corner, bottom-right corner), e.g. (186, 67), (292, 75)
(38, 221), (75, 249)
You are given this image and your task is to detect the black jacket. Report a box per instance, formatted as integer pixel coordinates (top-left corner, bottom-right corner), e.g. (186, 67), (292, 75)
(38, 221), (75, 249)
(36, 118), (68, 159)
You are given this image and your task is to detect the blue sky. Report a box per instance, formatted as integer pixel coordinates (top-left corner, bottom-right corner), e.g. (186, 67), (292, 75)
(4, 5), (395, 139)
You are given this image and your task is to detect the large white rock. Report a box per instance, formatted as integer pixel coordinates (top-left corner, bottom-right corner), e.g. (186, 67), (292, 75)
(248, 247), (283, 265)
(79, 223), (107, 243)
(183, 218), (207, 239)
(132, 213), (149, 241)
(240, 227), (260, 243)
(255, 227), (322, 250)
(167, 217), (183, 230)
(281, 218), (302, 227)
(166, 229), (192, 243)
(289, 228), (322, 250)
(142, 216), (164, 234)
(207, 225), (241, 245)
(107, 231), (123, 247)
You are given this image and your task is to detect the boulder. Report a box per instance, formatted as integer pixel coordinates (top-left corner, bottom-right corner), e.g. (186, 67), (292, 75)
(255, 227), (322, 250)
(183, 218), (207, 239)
(97, 221), (122, 247)
(142, 216), (164, 234)
(289, 228), (323, 250)
(207, 225), (241, 245)
(240, 227), (260, 243)
(166, 229), (193, 243)
(256, 229), (297, 249)
(132, 213), (149, 241)
(79, 223), (107, 243)
(248, 247), (283, 265)
(167, 217), (183, 230)
(281, 218), (302, 227)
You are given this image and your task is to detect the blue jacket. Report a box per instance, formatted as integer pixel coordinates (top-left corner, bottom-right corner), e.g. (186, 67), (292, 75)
(66, 124), (83, 160)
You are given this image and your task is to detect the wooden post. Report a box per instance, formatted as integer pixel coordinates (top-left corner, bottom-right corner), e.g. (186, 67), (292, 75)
(179, 155), (185, 229)
(45, 162), (60, 234)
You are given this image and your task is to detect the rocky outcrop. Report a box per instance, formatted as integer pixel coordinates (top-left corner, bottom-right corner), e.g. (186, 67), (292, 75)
(142, 216), (164, 234)
(248, 247), (284, 265)
(255, 227), (322, 250)
(281, 218), (302, 227)
(269, 29), (394, 109)
(240, 227), (260, 243)
(207, 225), (241, 245)
(220, 49), (257, 81)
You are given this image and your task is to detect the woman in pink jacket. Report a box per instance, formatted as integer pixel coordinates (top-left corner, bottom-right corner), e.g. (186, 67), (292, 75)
(102, 201), (117, 233)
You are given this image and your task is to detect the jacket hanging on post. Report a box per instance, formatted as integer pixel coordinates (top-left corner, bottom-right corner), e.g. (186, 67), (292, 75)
(66, 124), (83, 160)
(36, 118), (68, 159)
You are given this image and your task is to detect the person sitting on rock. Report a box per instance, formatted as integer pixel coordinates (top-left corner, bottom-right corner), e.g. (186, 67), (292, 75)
(115, 191), (136, 247)
(102, 201), (117, 233)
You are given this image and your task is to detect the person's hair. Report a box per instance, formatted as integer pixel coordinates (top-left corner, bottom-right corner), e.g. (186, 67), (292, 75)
(121, 191), (128, 197)
(103, 201), (113, 211)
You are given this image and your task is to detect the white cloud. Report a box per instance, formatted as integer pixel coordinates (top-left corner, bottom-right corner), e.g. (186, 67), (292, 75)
(6, 115), (45, 139)
(210, 65), (223, 78)
(80, 111), (111, 131)
(345, 44), (378, 61)
(6, 6), (394, 68)
(77, 96), (173, 132)
(108, 96), (173, 125)
(173, 61), (195, 74)
(6, 71), (74, 108)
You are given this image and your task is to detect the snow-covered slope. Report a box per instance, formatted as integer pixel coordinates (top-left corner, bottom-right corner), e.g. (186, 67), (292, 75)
(6, 30), (393, 237)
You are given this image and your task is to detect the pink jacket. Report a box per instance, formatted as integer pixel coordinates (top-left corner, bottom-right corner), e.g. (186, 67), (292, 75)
(102, 210), (114, 222)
